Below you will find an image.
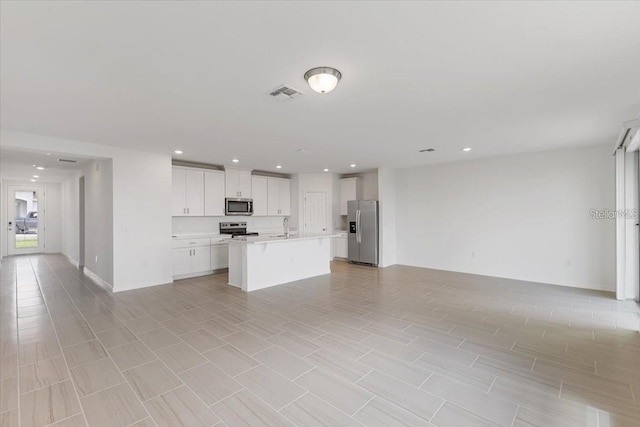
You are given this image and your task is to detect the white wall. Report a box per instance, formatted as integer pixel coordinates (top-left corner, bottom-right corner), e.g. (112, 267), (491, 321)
(395, 144), (615, 291)
(82, 160), (114, 286)
(361, 171), (379, 200)
(61, 172), (81, 264)
(1, 131), (173, 292)
(378, 167), (397, 267)
(44, 182), (62, 253)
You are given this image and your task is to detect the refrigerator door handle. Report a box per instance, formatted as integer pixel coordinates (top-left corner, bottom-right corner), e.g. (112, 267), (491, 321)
(356, 209), (361, 244)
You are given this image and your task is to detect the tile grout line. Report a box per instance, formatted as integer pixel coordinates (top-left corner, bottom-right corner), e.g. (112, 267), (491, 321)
(277, 390), (309, 413)
(14, 262), (22, 427)
(428, 399), (447, 423)
(350, 394), (375, 418)
(42, 257), (153, 427)
(27, 256), (93, 427)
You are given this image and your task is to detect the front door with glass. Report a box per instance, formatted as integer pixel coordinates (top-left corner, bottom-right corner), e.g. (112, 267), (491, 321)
(7, 186), (43, 255)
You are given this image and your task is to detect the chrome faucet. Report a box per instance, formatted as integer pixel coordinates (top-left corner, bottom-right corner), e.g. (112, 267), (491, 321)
(283, 217), (290, 238)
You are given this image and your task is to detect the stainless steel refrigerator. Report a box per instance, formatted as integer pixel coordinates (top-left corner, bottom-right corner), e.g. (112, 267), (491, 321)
(348, 200), (379, 266)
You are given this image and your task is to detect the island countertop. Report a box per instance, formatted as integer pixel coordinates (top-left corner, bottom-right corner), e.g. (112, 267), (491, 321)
(227, 233), (339, 244)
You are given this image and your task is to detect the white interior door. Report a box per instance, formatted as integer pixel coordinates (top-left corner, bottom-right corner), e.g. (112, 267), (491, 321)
(7, 185), (44, 255)
(303, 191), (327, 234)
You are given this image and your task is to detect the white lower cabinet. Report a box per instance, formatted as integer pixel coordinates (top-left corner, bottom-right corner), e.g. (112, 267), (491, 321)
(172, 238), (212, 278)
(211, 243), (229, 270)
(172, 248), (193, 276)
(333, 233), (348, 259)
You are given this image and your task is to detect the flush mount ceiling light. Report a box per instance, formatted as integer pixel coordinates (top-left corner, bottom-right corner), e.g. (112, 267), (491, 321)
(33, 175), (39, 178)
(174, 150), (183, 154)
(350, 164), (356, 168)
(232, 159), (239, 163)
(36, 166), (45, 170)
(304, 67), (342, 94)
(276, 165), (282, 169)
(463, 147), (472, 152)
(323, 168), (329, 172)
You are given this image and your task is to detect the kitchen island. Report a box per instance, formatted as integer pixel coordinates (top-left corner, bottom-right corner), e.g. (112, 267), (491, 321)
(227, 234), (339, 292)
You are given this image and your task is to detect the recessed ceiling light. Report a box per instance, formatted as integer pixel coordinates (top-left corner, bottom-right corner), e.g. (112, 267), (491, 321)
(36, 166), (45, 170)
(32, 164), (36, 167)
(463, 147), (472, 152)
(232, 159), (239, 163)
(276, 165), (282, 169)
(46, 153), (51, 156)
(33, 175), (39, 178)
(174, 150), (183, 154)
(30, 179), (36, 182)
(323, 168), (329, 172)
(350, 164), (356, 168)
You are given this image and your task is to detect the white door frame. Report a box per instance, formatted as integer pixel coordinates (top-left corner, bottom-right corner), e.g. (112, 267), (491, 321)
(614, 118), (640, 301)
(6, 184), (45, 256)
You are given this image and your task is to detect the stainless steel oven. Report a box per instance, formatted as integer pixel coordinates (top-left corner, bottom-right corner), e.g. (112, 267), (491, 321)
(225, 198), (253, 216)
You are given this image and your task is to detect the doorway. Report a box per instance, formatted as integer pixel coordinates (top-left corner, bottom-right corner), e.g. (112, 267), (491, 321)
(7, 185), (44, 255)
(303, 191), (327, 234)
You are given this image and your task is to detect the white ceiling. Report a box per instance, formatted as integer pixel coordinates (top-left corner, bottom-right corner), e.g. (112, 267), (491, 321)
(0, 149), (89, 183)
(1, 1), (639, 174)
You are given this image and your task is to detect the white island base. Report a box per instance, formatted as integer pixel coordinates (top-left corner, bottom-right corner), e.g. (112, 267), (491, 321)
(227, 234), (338, 292)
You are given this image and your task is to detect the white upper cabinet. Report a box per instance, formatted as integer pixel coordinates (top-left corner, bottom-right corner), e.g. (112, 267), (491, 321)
(172, 167), (204, 216)
(339, 177), (362, 215)
(268, 177), (291, 216)
(204, 170), (225, 216)
(251, 176), (291, 216)
(172, 168), (186, 216)
(225, 168), (252, 198)
(252, 176), (268, 216)
(277, 178), (291, 216)
(267, 179), (280, 216)
(238, 170), (252, 198)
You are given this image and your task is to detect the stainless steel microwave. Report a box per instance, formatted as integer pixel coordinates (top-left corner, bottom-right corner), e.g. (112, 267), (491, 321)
(225, 198), (254, 216)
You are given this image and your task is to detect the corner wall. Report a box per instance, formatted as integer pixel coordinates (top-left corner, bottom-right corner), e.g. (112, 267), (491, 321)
(82, 159), (114, 286)
(395, 144), (615, 291)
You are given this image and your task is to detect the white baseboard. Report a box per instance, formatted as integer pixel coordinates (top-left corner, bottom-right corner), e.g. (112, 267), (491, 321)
(63, 253), (79, 268)
(83, 267), (113, 292)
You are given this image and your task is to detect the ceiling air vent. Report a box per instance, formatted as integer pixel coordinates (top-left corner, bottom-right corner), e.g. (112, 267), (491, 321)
(268, 85), (304, 100)
(58, 158), (78, 163)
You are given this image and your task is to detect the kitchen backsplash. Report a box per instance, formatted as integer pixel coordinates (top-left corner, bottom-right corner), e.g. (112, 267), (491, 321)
(172, 216), (291, 234)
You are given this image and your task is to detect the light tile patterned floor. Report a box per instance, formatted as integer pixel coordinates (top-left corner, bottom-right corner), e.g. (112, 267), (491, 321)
(1, 254), (639, 426)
